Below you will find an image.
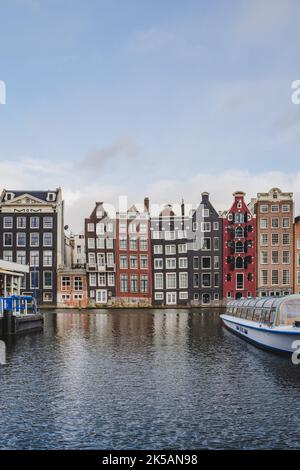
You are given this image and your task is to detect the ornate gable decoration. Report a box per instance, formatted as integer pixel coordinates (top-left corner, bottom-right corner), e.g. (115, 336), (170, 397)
(6, 193), (46, 205)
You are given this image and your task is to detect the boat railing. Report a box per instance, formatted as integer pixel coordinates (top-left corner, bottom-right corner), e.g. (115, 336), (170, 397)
(0, 295), (38, 317)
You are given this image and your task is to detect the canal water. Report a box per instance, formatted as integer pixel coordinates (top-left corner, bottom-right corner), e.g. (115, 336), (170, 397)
(0, 309), (299, 449)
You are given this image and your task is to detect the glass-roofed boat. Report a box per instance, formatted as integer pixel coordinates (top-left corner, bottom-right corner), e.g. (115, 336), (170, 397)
(220, 295), (300, 354)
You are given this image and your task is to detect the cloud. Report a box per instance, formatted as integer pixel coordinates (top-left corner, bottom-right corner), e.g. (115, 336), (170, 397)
(80, 136), (140, 170)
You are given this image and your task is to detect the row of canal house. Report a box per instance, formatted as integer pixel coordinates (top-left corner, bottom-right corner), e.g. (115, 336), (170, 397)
(0, 187), (298, 308)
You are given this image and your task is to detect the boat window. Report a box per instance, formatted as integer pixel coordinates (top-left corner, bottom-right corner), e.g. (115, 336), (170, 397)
(278, 299), (300, 325)
(253, 308), (262, 322)
(246, 308), (254, 321)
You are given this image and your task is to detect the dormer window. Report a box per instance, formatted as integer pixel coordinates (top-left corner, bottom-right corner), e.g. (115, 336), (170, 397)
(47, 192), (56, 202)
(5, 192), (14, 201)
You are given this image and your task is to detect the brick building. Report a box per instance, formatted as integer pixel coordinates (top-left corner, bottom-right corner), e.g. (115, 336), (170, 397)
(294, 216), (300, 294)
(223, 191), (256, 300)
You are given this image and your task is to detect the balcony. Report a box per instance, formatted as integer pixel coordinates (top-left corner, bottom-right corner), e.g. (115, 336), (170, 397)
(87, 263), (97, 271)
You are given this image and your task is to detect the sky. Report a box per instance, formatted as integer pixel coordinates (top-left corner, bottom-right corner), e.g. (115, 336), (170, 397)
(0, 0), (300, 232)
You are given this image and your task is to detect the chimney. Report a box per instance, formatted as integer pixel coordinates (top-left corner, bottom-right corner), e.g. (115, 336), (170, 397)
(201, 192), (209, 202)
(144, 197), (149, 213)
(181, 199), (185, 217)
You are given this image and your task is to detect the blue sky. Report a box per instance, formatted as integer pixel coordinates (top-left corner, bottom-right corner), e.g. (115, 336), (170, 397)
(0, 0), (300, 231)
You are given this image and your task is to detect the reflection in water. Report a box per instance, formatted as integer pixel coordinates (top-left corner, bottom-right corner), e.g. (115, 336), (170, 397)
(0, 309), (300, 449)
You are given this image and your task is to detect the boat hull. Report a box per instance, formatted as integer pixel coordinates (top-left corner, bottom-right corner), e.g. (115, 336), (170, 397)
(220, 314), (300, 355)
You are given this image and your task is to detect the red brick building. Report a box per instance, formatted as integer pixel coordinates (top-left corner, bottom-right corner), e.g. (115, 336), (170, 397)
(57, 267), (88, 308)
(223, 191), (256, 300)
(115, 200), (152, 307)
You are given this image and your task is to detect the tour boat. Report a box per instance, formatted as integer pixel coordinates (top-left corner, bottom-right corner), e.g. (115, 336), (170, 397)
(220, 295), (300, 355)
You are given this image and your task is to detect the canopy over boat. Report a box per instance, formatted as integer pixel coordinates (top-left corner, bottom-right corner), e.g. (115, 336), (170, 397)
(226, 295), (300, 326)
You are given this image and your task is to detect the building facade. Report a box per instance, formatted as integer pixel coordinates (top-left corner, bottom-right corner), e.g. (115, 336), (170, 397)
(115, 201), (152, 307)
(57, 267), (88, 308)
(188, 192), (223, 306)
(254, 188), (294, 297)
(151, 203), (190, 306)
(0, 189), (64, 305)
(85, 202), (116, 306)
(294, 216), (300, 294)
(223, 191), (256, 300)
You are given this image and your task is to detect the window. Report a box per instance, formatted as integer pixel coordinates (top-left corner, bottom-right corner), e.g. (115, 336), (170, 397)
(192, 222), (198, 231)
(201, 238), (211, 250)
(30, 251), (39, 267)
(178, 244), (187, 253)
(120, 255), (128, 269)
(30, 217), (39, 229)
(202, 293), (211, 304)
(17, 232), (26, 246)
(260, 205), (268, 213)
(214, 256), (219, 269)
(283, 251), (290, 264)
(166, 258), (176, 269)
(3, 233), (12, 246)
(283, 270), (290, 285)
(202, 208), (209, 217)
(87, 223), (94, 232)
(236, 257), (243, 269)
(166, 273), (176, 289)
(179, 292), (188, 300)
(130, 275), (138, 293)
(282, 218), (290, 228)
(119, 237), (127, 249)
(271, 233), (279, 245)
(140, 275), (148, 293)
(193, 257), (199, 269)
(30, 271), (39, 289)
(108, 273), (115, 286)
(236, 273), (244, 290)
(260, 270), (268, 286)
(213, 237), (219, 250)
(88, 238), (95, 249)
(120, 274), (128, 292)
(154, 273), (163, 289)
(155, 292), (164, 300)
(107, 223), (113, 233)
(96, 223), (105, 235)
(140, 237), (148, 251)
(193, 273), (199, 288)
(62, 276), (71, 290)
(129, 237), (137, 250)
(130, 255), (138, 269)
(165, 231), (175, 240)
(154, 245), (163, 254)
(119, 223), (127, 234)
(107, 252), (114, 267)
(30, 232), (39, 247)
(271, 251), (279, 264)
(260, 219), (268, 229)
(260, 234), (268, 246)
(43, 251), (52, 267)
(17, 217), (26, 229)
(96, 237), (105, 249)
(201, 222), (211, 232)
(17, 251), (26, 265)
(98, 273), (106, 286)
(140, 255), (148, 268)
(97, 253), (105, 267)
(3, 217), (13, 229)
(282, 204), (290, 212)
(43, 217), (53, 229)
(179, 272), (188, 289)
(44, 271), (53, 289)
(106, 238), (114, 249)
(235, 227), (244, 238)
(89, 273), (96, 286)
(179, 257), (188, 269)
(235, 241), (244, 253)
(235, 213), (244, 224)
(213, 222), (219, 231)
(202, 257), (211, 269)
(3, 250), (13, 262)
(202, 273), (211, 287)
(272, 270), (279, 285)
(271, 218), (279, 228)
(283, 233), (290, 245)
(43, 293), (53, 302)
(165, 245), (176, 255)
(271, 205), (279, 212)
(88, 252), (96, 265)
(43, 233), (53, 247)
(260, 251), (268, 264)
(214, 273), (219, 287)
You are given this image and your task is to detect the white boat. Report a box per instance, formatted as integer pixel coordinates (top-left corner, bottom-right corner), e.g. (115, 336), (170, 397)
(220, 295), (300, 355)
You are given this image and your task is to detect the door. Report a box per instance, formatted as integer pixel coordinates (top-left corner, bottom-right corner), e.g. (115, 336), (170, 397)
(166, 292), (177, 305)
(96, 289), (107, 303)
